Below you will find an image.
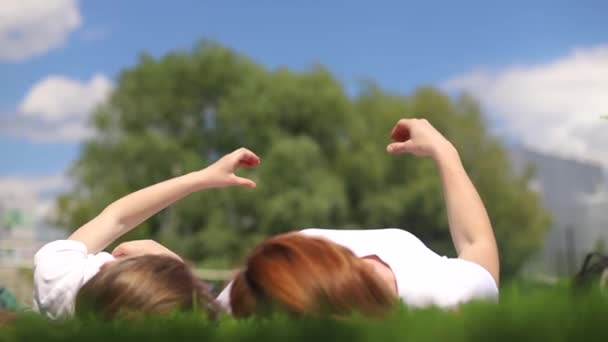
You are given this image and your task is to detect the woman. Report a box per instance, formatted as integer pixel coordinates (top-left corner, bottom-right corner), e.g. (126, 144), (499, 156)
(217, 118), (500, 317)
(33, 148), (261, 319)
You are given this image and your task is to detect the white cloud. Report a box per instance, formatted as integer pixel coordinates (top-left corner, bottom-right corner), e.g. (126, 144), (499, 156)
(0, 0), (81, 62)
(20, 74), (113, 122)
(1, 74), (113, 142)
(0, 174), (69, 221)
(444, 45), (608, 168)
(0, 115), (95, 143)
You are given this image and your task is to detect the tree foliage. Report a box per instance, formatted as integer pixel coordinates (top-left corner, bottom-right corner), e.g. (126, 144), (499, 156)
(57, 41), (550, 276)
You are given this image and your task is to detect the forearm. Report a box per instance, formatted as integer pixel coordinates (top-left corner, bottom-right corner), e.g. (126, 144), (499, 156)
(434, 145), (500, 283)
(104, 172), (205, 227)
(68, 147), (259, 254)
(69, 170), (213, 253)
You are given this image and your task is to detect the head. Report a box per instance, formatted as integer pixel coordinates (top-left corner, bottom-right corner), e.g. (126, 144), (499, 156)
(230, 232), (397, 318)
(75, 254), (215, 320)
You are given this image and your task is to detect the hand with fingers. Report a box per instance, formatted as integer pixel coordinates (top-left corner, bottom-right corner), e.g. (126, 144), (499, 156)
(199, 148), (261, 189)
(386, 118), (454, 160)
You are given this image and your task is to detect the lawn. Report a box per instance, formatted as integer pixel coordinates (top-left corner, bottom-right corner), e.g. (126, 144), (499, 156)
(1, 283), (606, 341)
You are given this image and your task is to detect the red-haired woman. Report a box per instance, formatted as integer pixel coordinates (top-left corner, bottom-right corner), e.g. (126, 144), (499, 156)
(217, 118), (500, 317)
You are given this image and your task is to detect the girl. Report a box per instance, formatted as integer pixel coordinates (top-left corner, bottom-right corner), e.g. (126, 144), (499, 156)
(33, 148), (261, 319)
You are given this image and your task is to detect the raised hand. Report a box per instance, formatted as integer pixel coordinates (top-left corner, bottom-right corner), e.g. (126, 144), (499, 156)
(199, 148), (261, 189)
(386, 119), (454, 159)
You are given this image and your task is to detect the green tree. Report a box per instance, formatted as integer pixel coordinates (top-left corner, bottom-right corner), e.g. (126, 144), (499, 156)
(57, 41), (550, 276)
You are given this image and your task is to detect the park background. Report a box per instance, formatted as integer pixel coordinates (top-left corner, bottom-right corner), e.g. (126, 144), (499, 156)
(0, 0), (607, 303)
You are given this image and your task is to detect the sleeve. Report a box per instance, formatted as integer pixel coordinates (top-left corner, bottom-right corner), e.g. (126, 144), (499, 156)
(430, 257), (499, 308)
(33, 240), (115, 319)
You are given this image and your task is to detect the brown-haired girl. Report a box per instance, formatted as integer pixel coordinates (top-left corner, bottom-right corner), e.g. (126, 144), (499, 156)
(33, 148), (261, 319)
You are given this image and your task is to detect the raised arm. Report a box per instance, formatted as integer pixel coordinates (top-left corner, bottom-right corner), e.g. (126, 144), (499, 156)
(386, 119), (499, 285)
(69, 148), (260, 253)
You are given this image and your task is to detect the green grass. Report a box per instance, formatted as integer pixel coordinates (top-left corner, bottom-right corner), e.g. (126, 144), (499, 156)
(2, 284), (606, 341)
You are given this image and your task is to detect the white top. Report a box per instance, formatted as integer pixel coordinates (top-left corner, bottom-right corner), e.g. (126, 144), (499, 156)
(217, 229), (498, 310)
(33, 240), (115, 319)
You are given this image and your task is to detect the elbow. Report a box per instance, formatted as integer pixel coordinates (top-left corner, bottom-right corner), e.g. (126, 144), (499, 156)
(99, 205), (128, 233)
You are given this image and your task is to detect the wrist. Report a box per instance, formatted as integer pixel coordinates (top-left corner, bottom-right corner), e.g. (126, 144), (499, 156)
(431, 141), (459, 165)
(187, 169), (217, 190)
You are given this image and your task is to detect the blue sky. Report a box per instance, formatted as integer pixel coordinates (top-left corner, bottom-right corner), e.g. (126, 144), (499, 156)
(0, 0), (607, 218)
(3, 1), (607, 102)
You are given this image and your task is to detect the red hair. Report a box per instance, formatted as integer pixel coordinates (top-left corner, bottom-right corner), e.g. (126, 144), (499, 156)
(230, 232), (396, 317)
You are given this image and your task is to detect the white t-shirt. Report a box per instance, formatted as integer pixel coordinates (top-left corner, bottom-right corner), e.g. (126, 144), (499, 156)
(217, 228), (498, 310)
(33, 240), (115, 319)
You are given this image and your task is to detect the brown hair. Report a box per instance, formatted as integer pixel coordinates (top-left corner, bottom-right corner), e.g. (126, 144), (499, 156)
(75, 254), (216, 320)
(229, 232), (397, 318)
